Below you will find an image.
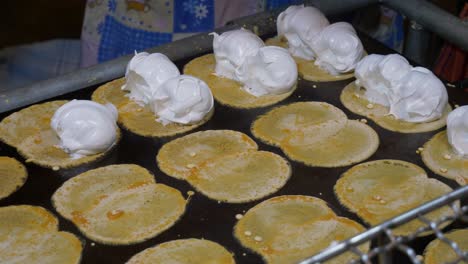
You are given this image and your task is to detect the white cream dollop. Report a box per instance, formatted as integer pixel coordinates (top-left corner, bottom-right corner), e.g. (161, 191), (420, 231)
(211, 29), (264, 79)
(277, 5), (330, 60)
(389, 67), (448, 123)
(311, 22), (364, 75)
(236, 46), (298, 97)
(122, 52), (180, 105)
(355, 53), (448, 123)
(446, 105), (468, 157)
(150, 75), (214, 125)
(355, 54), (412, 106)
(51, 100), (118, 159)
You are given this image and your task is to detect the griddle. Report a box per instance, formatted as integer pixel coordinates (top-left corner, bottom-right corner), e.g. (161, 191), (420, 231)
(0, 32), (467, 264)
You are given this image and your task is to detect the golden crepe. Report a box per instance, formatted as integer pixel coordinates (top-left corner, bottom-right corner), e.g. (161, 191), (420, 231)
(157, 130), (258, 180)
(126, 238), (235, 264)
(282, 120), (379, 167)
(52, 164), (187, 245)
(0, 205), (82, 264)
(421, 131), (468, 185)
(251, 101), (347, 146)
(0, 100), (121, 169)
(188, 151), (291, 203)
(423, 229), (468, 264)
(340, 82), (451, 133)
(251, 101), (379, 167)
(0, 157), (27, 200)
(265, 37), (354, 82)
(183, 54), (296, 109)
(335, 160), (456, 236)
(92, 78), (213, 138)
(234, 195), (368, 264)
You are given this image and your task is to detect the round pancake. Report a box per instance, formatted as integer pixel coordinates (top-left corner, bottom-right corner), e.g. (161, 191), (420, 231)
(234, 195), (367, 264)
(282, 120), (379, 167)
(340, 82), (451, 133)
(183, 54), (296, 109)
(0, 157), (27, 200)
(424, 229), (468, 264)
(16, 128), (121, 170)
(0, 100), (121, 169)
(421, 131), (468, 185)
(52, 164), (187, 245)
(92, 78), (213, 138)
(0, 205), (82, 264)
(126, 238), (235, 264)
(264, 37), (354, 82)
(157, 130), (258, 180)
(0, 100), (67, 147)
(335, 160), (456, 236)
(188, 151), (291, 203)
(251, 102), (348, 146)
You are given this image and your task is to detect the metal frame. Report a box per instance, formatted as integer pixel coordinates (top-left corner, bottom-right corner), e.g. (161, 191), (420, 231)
(299, 185), (468, 264)
(1, 0), (467, 113)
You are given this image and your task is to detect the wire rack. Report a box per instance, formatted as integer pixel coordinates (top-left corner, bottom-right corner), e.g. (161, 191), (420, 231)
(300, 185), (468, 264)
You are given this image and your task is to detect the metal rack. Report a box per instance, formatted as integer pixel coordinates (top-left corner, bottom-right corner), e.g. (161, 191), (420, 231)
(300, 185), (468, 264)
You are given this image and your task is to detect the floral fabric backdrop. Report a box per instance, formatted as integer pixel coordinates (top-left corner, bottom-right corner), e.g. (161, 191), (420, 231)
(81, 0), (301, 67)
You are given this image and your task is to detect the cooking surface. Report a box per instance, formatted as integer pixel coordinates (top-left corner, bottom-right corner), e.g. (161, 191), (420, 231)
(0, 33), (466, 264)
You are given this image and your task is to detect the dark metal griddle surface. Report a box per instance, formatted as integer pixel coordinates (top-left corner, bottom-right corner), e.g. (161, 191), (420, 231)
(0, 33), (467, 264)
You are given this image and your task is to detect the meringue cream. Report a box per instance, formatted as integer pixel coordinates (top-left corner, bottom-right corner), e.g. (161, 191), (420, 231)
(277, 5), (330, 60)
(355, 54), (412, 107)
(150, 75), (214, 125)
(236, 46), (298, 96)
(122, 52), (180, 105)
(389, 67), (448, 123)
(355, 54), (448, 123)
(211, 29), (264, 79)
(311, 22), (364, 75)
(446, 105), (468, 157)
(51, 100), (118, 159)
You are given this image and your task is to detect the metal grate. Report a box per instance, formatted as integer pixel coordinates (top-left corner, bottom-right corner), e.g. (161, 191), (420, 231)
(299, 185), (468, 264)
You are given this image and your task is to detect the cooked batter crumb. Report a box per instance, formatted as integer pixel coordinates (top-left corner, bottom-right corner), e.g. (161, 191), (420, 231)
(244, 231), (252, 236)
(187, 191), (195, 196)
(443, 154), (452, 160)
(312, 85), (317, 88)
(52, 166), (60, 171)
(235, 214), (243, 220)
(418, 147), (424, 151)
(254, 236), (263, 242)
(366, 103), (374, 109)
(186, 164), (196, 169)
(91, 242), (95, 246)
(189, 152), (196, 157)
(360, 119), (367, 123)
(439, 168), (448, 173)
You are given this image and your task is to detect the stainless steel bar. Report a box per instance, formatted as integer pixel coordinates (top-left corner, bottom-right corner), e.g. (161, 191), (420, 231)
(299, 185), (468, 264)
(383, 0), (468, 51)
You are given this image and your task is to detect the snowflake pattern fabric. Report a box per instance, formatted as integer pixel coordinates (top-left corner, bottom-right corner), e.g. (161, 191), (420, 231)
(174, 0), (214, 32)
(82, 0), (298, 66)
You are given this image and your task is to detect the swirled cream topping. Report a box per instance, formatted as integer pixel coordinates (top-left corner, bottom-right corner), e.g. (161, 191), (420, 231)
(122, 52), (180, 105)
(51, 100), (118, 158)
(236, 46), (298, 96)
(150, 75), (214, 125)
(277, 5), (330, 60)
(311, 22), (365, 75)
(355, 54), (448, 123)
(446, 106), (468, 157)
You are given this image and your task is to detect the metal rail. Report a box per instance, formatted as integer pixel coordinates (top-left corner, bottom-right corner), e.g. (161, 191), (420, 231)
(2, 0), (467, 113)
(299, 185), (468, 264)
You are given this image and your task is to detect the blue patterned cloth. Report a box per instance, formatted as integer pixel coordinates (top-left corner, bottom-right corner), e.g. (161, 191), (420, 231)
(98, 16), (172, 62)
(82, 0), (302, 66)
